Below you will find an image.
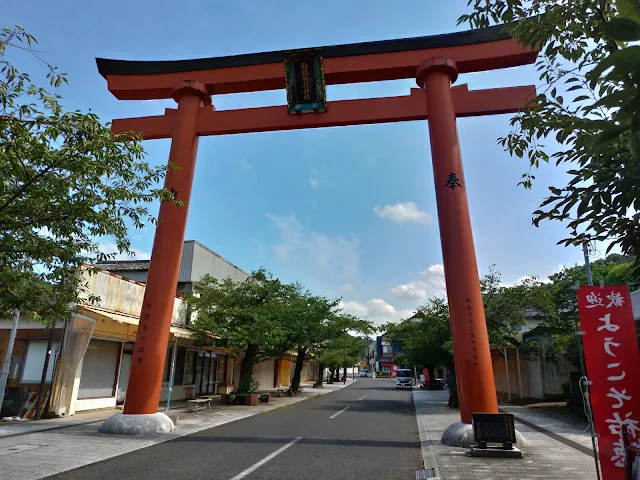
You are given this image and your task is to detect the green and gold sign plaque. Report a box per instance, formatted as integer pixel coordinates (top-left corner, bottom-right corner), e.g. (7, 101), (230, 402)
(284, 48), (326, 115)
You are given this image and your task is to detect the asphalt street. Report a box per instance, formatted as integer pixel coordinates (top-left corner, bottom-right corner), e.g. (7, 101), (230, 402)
(46, 378), (422, 480)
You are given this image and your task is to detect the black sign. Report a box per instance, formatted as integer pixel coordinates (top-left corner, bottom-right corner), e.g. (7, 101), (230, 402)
(284, 49), (326, 115)
(472, 413), (516, 444)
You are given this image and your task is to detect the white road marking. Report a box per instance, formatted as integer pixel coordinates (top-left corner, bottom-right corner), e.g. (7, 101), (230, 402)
(372, 389), (376, 392)
(229, 437), (302, 480)
(358, 395), (367, 401)
(329, 407), (349, 419)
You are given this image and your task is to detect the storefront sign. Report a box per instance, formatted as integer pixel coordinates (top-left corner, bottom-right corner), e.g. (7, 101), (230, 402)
(284, 48), (326, 115)
(577, 285), (640, 479)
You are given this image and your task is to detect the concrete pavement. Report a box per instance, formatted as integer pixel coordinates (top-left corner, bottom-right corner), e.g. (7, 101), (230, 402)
(0, 381), (354, 480)
(43, 378), (421, 480)
(414, 389), (599, 479)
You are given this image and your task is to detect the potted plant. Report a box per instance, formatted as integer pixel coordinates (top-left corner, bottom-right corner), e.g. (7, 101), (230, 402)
(222, 379), (260, 406)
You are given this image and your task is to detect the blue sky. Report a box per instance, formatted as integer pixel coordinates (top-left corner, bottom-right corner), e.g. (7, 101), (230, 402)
(6, 0), (588, 325)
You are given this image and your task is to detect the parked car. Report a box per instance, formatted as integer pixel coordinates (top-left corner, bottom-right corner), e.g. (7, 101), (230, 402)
(359, 367), (369, 377)
(395, 369), (414, 389)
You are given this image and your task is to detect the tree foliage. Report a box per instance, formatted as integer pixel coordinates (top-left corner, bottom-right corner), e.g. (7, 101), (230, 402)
(0, 25), (173, 325)
(278, 283), (373, 392)
(318, 333), (366, 370)
(543, 253), (640, 363)
(459, 0), (640, 257)
(188, 269), (290, 385)
(383, 297), (452, 375)
(481, 266), (557, 349)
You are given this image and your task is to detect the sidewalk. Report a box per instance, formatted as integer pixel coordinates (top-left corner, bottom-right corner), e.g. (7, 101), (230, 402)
(413, 390), (599, 480)
(0, 381), (353, 480)
(499, 402), (596, 456)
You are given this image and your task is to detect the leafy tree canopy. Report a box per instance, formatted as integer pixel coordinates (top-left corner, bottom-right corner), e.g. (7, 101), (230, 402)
(0, 25), (173, 325)
(188, 269), (289, 358)
(318, 333), (367, 370)
(383, 297), (452, 372)
(481, 266), (557, 348)
(459, 0), (640, 258)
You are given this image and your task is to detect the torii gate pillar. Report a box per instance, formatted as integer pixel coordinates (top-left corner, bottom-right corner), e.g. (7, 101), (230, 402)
(418, 58), (498, 425)
(100, 81), (210, 434)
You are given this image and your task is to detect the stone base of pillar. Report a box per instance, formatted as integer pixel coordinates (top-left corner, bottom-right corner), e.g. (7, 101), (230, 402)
(98, 412), (175, 435)
(440, 421), (527, 448)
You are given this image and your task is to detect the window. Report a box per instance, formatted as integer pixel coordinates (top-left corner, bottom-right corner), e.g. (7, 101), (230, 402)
(21, 341), (60, 383)
(184, 350), (197, 385)
(174, 347), (186, 386)
(162, 347), (173, 382)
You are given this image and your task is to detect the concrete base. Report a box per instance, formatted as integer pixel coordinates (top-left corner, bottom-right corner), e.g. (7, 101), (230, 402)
(470, 446), (522, 458)
(441, 422), (527, 448)
(98, 412), (175, 435)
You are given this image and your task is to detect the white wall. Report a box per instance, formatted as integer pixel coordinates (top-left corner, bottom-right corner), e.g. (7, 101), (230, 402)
(252, 359), (275, 391)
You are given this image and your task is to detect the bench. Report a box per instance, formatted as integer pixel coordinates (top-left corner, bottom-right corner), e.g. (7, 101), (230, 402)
(187, 397), (211, 414)
(275, 387), (290, 397)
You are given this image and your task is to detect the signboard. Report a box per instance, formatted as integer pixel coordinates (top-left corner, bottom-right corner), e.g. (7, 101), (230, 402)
(577, 285), (640, 479)
(284, 48), (326, 115)
(472, 413), (517, 444)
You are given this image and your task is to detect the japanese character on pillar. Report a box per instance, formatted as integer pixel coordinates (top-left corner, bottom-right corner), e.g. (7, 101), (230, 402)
(577, 285), (640, 477)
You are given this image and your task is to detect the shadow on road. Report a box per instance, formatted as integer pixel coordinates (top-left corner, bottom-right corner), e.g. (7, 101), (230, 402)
(168, 434), (419, 449)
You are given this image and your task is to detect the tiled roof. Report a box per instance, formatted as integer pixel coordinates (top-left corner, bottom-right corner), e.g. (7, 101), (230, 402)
(95, 259), (150, 271)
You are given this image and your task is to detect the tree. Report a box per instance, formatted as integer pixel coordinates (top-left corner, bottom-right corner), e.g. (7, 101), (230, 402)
(543, 253), (640, 364)
(481, 266), (557, 349)
(0, 25), (173, 325)
(383, 297), (451, 382)
(188, 269), (290, 388)
(318, 333), (367, 384)
(278, 286), (338, 393)
(459, 1), (640, 258)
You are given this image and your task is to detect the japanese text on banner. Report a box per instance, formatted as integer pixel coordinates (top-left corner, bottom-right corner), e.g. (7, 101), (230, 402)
(578, 285), (640, 479)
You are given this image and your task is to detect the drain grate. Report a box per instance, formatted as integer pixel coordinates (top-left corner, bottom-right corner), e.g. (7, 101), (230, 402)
(415, 468), (439, 479)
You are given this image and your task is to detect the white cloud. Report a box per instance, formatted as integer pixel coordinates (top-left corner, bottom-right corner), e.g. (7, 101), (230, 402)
(501, 264), (565, 287)
(309, 178), (319, 189)
(98, 242), (151, 261)
(339, 298), (414, 326)
(266, 213), (359, 282)
(373, 202), (432, 224)
(390, 264), (446, 302)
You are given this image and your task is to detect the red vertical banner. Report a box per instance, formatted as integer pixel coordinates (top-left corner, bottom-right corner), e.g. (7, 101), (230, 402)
(577, 285), (640, 479)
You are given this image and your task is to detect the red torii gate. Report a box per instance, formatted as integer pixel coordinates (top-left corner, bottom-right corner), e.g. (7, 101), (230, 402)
(96, 24), (537, 428)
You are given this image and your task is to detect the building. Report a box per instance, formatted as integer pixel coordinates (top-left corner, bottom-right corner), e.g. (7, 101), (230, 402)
(374, 332), (401, 376)
(0, 242), (318, 418)
(96, 240), (249, 297)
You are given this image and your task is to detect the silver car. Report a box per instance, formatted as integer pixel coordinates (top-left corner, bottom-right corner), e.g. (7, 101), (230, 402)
(395, 369), (414, 389)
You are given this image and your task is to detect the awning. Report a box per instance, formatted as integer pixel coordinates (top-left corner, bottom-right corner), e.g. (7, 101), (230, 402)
(80, 305), (193, 339)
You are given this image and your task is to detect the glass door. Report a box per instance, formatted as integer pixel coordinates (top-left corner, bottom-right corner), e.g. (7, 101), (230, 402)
(208, 356), (217, 394)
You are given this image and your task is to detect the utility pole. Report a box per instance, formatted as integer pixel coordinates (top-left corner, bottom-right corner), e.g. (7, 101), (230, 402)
(0, 309), (20, 411)
(583, 241), (593, 286)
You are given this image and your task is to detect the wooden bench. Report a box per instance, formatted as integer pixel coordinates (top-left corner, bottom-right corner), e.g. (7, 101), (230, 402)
(275, 387), (290, 397)
(187, 397), (211, 414)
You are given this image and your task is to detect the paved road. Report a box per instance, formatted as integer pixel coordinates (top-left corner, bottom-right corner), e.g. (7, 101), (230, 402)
(47, 378), (421, 480)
